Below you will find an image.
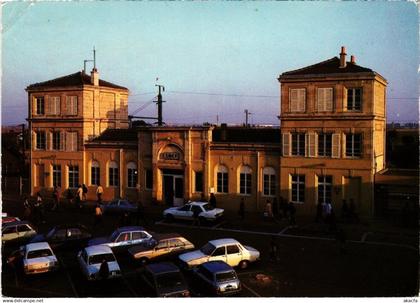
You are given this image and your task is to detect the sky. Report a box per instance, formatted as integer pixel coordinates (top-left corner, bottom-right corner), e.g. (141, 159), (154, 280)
(2, 2), (419, 126)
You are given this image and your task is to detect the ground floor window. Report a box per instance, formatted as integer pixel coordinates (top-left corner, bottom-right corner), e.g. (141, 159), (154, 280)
(239, 166), (252, 195)
(127, 162), (138, 188)
(108, 162), (119, 187)
(91, 161), (100, 186)
(291, 174), (305, 203)
(216, 166), (228, 193)
(318, 175), (332, 204)
(52, 164), (61, 188)
(195, 171), (203, 193)
(68, 165), (79, 188)
(263, 167), (276, 196)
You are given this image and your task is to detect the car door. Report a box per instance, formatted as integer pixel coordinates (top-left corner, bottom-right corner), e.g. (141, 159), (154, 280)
(77, 250), (89, 277)
(2, 225), (17, 242)
(175, 205), (191, 219)
(209, 246), (227, 263)
(225, 244), (243, 266)
(16, 224), (33, 243)
(153, 240), (170, 261)
(131, 231), (149, 246)
(191, 205), (203, 220)
(113, 232), (131, 248)
(168, 239), (186, 256)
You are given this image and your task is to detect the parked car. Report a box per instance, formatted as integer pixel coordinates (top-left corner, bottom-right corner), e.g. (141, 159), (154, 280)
(178, 238), (260, 269)
(128, 233), (194, 264)
(100, 199), (137, 215)
(192, 261), (241, 296)
(2, 216), (20, 225)
(77, 244), (122, 281)
(163, 202), (224, 222)
(29, 224), (92, 250)
(139, 262), (190, 297)
(11, 242), (59, 275)
(88, 226), (154, 252)
(2, 221), (37, 245)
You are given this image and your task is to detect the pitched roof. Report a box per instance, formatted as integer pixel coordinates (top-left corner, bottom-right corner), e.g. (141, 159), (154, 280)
(212, 126), (281, 143)
(279, 57), (375, 79)
(26, 71), (128, 90)
(90, 128), (138, 143)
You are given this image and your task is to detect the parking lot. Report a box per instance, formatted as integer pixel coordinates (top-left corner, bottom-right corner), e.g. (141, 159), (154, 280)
(2, 196), (419, 297)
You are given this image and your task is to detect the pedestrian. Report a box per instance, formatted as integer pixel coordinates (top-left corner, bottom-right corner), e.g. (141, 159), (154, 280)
(238, 198), (245, 221)
(209, 193), (217, 209)
(192, 206), (201, 226)
(315, 201), (323, 223)
(52, 186), (60, 211)
(76, 184), (83, 208)
(335, 228), (347, 254)
(98, 258), (110, 280)
(96, 183), (103, 203)
(324, 201), (332, 224)
(272, 198), (279, 218)
(35, 192), (45, 223)
(82, 184), (88, 201)
(288, 201), (296, 227)
(269, 236), (280, 262)
(23, 195), (31, 220)
(264, 200), (273, 218)
(94, 204), (103, 226)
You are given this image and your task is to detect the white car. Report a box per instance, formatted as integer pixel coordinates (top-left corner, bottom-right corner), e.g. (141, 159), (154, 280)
(178, 238), (260, 269)
(22, 242), (59, 275)
(163, 202), (224, 222)
(77, 245), (122, 281)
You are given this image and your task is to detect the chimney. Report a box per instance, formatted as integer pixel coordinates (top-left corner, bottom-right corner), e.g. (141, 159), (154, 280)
(91, 68), (99, 86)
(339, 46), (347, 68)
(350, 55), (356, 64)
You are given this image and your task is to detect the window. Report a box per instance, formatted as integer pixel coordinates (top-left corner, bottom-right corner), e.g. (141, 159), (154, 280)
(317, 88), (333, 112)
(66, 132), (78, 151)
(263, 167), (276, 196)
(17, 225), (31, 232)
(132, 231), (147, 240)
(318, 175), (332, 204)
(91, 161), (100, 186)
(239, 166), (252, 195)
(195, 171), (203, 193)
(48, 96), (60, 115)
(127, 162), (137, 188)
(226, 245), (240, 254)
(116, 233), (130, 242)
(347, 88), (362, 111)
(145, 170), (153, 190)
(65, 96), (78, 115)
(68, 165), (79, 188)
(35, 97), (45, 115)
(3, 226), (16, 234)
(289, 88), (306, 112)
(345, 133), (362, 158)
(212, 246), (226, 256)
(108, 161), (119, 187)
(52, 131), (61, 150)
(52, 164), (61, 187)
(291, 133), (305, 156)
(318, 133), (332, 157)
(36, 131), (46, 150)
(216, 165), (228, 193)
(291, 175), (305, 203)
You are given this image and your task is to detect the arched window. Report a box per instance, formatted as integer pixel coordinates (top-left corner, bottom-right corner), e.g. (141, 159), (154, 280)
(263, 167), (276, 197)
(216, 165), (228, 193)
(108, 161), (119, 187)
(239, 166), (252, 195)
(91, 161), (100, 186)
(127, 162), (138, 188)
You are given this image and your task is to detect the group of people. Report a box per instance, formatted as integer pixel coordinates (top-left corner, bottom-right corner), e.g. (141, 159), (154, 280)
(263, 198), (297, 227)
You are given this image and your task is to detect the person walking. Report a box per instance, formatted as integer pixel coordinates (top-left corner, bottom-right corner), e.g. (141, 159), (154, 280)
(265, 200), (273, 218)
(82, 184), (88, 201)
(52, 186), (60, 211)
(93, 204), (103, 226)
(23, 196), (32, 220)
(98, 258), (110, 280)
(238, 198), (245, 221)
(209, 193), (217, 209)
(288, 201), (296, 227)
(324, 201), (332, 224)
(76, 184), (83, 208)
(96, 184), (104, 203)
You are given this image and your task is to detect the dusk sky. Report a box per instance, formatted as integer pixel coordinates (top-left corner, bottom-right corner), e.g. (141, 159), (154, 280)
(2, 2), (418, 126)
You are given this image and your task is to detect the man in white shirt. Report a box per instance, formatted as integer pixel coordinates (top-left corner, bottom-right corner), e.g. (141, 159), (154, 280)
(96, 184), (104, 203)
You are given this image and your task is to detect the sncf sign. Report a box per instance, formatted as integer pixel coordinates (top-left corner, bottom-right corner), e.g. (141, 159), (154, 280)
(160, 152), (180, 160)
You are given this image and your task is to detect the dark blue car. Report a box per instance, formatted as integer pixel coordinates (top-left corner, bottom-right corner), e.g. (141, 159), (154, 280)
(100, 199), (137, 215)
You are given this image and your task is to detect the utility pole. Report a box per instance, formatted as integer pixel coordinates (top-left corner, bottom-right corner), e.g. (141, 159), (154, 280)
(154, 84), (165, 126)
(244, 109), (252, 127)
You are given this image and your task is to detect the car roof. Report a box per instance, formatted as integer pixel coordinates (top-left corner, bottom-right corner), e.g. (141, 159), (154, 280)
(153, 233), (182, 241)
(201, 261), (234, 273)
(115, 226), (145, 233)
(209, 238), (239, 247)
(51, 223), (88, 230)
(188, 201), (208, 206)
(3, 220), (32, 228)
(85, 245), (113, 255)
(26, 242), (52, 251)
(146, 262), (180, 274)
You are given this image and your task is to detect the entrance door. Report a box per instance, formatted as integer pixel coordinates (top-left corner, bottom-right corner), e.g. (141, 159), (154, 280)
(163, 176), (174, 206)
(174, 176), (184, 206)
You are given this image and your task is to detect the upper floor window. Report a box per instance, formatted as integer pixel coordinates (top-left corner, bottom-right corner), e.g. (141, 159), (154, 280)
(68, 165), (79, 189)
(317, 88), (333, 112)
(36, 131), (46, 150)
(239, 166), (252, 195)
(318, 133), (332, 157)
(216, 165), (228, 193)
(263, 167), (276, 197)
(52, 164), (61, 188)
(347, 88), (362, 111)
(291, 174), (305, 203)
(91, 161), (100, 186)
(108, 161), (119, 187)
(345, 133), (362, 158)
(66, 132), (78, 151)
(66, 96), (78, 115)
(127, 162), (138, 188)
(291, 133), (305, 156)
(52, 131), (62, 151)
(289, 88), (306, 112)
(48, 96), (61, 115)
(35, 97), (45, 115)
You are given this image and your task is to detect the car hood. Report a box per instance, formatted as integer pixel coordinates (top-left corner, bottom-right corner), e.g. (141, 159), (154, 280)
(88, 237), (109, 246)
(29, 234), (46, 243)
(179, 250), (207, 263)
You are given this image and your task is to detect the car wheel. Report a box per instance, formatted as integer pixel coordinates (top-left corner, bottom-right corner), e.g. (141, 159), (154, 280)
(165, 214), (174, 222)
(139, 257), (149, 265)
(238, 260), (249, 269)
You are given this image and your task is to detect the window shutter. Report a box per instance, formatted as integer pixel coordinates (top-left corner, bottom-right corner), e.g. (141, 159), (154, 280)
(308, 132), (316, 157)
(298, 89), (306, 112)
(332, 133), (341, 158)
(66, 97), (71, 115)
(73, 97), (78, 115)
(60, 132), (65, 151)
(317, 89), (324, 112)
(325, 88), (333, 111)
(290, 90), (298, 112)
(282, 133), (291, 156)
(45, 97), (51, 114)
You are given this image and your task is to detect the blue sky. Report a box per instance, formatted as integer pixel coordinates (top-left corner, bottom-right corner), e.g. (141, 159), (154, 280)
(2, 2), (418, 125)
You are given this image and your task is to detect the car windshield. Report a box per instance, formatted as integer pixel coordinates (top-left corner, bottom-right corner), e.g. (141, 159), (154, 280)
(202, 204), (214, 211)
(46, 228), (58, 238)
(109, 230), (120, 242)
(156, 272), (184, 289)
(216, 271), (238, 282)
(89, 253), (115, 265)
(200, 243), (216, 255)
(27, 249), (53, 259)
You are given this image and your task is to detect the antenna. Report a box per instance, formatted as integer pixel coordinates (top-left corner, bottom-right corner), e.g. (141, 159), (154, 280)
(93, 46), (96, 69)
(154, 84), (166, 126)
